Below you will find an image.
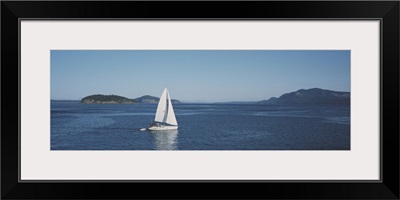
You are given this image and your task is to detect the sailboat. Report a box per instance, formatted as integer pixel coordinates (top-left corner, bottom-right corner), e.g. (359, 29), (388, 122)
(141, 88), (178, 131)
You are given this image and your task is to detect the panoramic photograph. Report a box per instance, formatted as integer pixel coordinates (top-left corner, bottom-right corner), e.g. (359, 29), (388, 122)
(51, 50), (350, 150)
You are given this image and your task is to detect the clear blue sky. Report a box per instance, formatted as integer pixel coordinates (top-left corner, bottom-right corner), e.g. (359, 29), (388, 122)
(51, 50), (350, 102)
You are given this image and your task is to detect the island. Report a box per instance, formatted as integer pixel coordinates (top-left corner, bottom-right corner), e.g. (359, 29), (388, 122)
(81, 95), (137, 104)
(134, 95), (181, 104)
(81, 94), (181, 104)
(259, 88), (350, 105)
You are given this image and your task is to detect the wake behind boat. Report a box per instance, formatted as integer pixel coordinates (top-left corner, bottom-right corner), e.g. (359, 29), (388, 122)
(141, 88), (178, 131)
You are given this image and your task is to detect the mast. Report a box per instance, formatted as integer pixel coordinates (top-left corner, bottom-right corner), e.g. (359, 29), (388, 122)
(162, 89), (169, 123)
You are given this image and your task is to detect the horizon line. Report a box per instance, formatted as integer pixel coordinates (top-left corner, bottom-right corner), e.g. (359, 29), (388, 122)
(51, 87), (351, 103)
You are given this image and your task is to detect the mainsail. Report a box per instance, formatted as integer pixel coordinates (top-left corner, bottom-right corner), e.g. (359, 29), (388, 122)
(154, 88), (178, 126)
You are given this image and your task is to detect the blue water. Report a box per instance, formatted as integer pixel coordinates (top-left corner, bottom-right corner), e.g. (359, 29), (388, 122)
(51, 102), (350, 150)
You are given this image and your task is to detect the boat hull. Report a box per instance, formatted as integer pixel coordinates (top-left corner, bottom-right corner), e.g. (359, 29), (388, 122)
(148, 125), (178, 131)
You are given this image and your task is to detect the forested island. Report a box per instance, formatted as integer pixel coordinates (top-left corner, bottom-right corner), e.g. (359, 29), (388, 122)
(81, 95), (137, 104)
(81, 94), (181, 104)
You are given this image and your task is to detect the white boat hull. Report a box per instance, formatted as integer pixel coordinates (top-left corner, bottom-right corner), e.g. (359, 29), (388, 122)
(148, 125), (178, 131)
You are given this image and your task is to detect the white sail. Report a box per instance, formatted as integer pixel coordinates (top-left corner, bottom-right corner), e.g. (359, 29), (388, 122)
(147, 88), (178, 130)
(165, 91), (178, 125)
(154, 88), (168, 123)
(154, 88), (177, 126)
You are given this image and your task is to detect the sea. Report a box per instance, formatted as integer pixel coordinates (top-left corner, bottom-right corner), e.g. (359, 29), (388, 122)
(51, 101), (350, 150)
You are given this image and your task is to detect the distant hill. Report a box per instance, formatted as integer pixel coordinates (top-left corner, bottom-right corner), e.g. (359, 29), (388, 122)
(133, 95), (181, 104)
(81, 95), (137, 104)
(259, 88), (350, 105)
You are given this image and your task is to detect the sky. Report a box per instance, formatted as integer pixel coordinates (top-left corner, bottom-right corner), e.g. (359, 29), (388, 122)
(51, 50), (350, 102)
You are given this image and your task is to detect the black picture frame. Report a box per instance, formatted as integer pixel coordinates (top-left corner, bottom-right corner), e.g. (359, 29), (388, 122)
(2, 1), (399, 199)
